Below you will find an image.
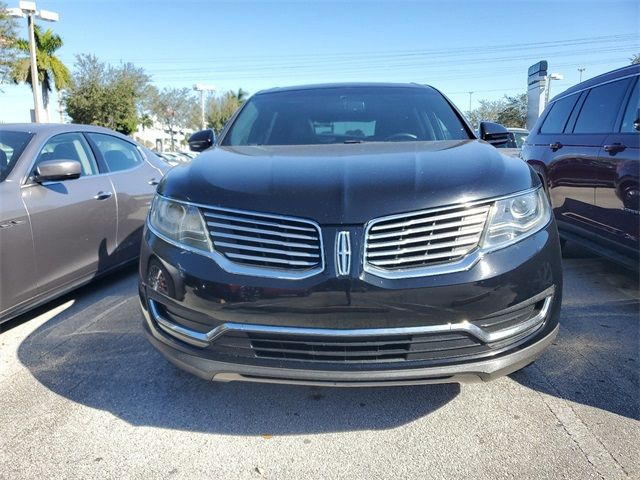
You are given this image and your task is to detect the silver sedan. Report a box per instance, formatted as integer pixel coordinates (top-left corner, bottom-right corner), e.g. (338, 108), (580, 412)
(0, 124), (169, 323)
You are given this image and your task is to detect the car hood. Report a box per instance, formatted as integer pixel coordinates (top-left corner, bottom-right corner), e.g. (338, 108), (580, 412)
(159, 140), (536, 224)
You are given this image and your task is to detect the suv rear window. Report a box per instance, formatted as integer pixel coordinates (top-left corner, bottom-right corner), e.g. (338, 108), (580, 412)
(573, 78), (631, 134)
(222, 87), (471, 146)
(539, 95), (579, 134)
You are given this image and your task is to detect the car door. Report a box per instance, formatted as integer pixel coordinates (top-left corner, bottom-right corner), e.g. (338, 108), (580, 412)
(544, 78), (632, 236)
(85, 133), (162, 264)
(530, 91), (596, 231)
(22, 132), (118, 296)
(0, 131), (38, 317)
(594, 76), (639, 254)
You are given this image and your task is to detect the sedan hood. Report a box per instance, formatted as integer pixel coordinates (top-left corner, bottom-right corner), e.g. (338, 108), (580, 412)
(159, 140), (536, 224)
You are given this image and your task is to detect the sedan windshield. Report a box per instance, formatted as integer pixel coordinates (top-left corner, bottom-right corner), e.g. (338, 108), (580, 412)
(0, 131), (34, 182)
(222, 86), (471, 146)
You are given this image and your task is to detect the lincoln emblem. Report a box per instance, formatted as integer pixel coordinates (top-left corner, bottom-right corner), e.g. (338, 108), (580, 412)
(335, 231), (351, 276)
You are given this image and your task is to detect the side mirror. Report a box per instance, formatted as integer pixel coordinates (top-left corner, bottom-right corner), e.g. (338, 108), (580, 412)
(34, 159), (82, 183)
(188, 129), (216, 152)
(479, 122), (510, 147)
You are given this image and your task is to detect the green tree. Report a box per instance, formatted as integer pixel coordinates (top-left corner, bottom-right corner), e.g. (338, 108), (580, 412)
(0, 1), (18, 85)
(465, 98), (505, 130)
(64, 54), (150, 135)
(148, 87), (197, 151)
(205, 91), (243, 133)
(496, 94), (527, 128)
(139, 112), (153, 130)
(631, 54), (640, 65)
(10, 24), (70, 118)
(230, 87), (248, 105)
(466, 93), (527, 129)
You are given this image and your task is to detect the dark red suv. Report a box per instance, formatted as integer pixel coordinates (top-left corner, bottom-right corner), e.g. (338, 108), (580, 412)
(522, 64), (639, 269)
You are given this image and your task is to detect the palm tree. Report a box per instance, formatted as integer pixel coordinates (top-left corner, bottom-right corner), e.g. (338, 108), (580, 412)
(139, 113), (154, 131)
(10, 25), (70, 119)
(231, 88), (248, 105)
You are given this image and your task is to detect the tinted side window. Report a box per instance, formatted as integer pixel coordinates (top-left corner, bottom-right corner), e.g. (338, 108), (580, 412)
(35, 133), (98, 176)
(573, 78), (631, 134)
(620, 78), (639, 133)
(87, 133), (143, 172)
(539, 95), (578, 134)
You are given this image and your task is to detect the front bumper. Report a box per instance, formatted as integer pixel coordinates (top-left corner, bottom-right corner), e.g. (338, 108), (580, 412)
(139, 222), (562, 386)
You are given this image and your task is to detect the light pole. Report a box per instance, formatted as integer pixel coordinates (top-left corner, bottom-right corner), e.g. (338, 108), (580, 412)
(193, 83), (216, 131)
(545, 73), (564, 106)
(578, 67), (585, 83)
(8, 2), (59, 123)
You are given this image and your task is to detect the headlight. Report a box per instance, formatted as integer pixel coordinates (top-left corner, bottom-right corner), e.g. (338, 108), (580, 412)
(481, 188), (551, 251)
(148, 195), (212, 251)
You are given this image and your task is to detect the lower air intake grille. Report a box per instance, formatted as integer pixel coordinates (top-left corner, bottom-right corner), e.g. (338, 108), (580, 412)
(246, 332), (483, 363)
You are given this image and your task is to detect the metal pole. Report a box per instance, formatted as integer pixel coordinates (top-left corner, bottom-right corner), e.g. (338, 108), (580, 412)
(27, 14), (42, 123)
(200, 89), (205, 130)
(578, 68), (585, 83)
(545, 77), (551, 106)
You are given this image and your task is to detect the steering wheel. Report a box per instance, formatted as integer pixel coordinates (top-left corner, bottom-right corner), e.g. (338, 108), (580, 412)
(384, 133), (418, 141)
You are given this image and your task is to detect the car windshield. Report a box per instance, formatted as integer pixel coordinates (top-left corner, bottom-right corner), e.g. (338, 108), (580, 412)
(0, 131), (34, 182)
(222, 86), (471, 146)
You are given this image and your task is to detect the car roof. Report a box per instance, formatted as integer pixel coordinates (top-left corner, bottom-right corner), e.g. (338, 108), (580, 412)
(255, 82), (437, 95)
(0, 123), (135, 140)
(551, 64), (640, 103)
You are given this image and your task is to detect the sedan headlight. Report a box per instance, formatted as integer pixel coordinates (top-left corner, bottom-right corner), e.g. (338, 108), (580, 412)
(481, 188), (551, 251)
(148, 196), (212, 251)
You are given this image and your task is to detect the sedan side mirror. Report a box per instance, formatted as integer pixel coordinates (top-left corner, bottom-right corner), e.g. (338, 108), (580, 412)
(34, 159), (82, 183)
(188, 129), (216, 152)
(479, 122), (510, 147)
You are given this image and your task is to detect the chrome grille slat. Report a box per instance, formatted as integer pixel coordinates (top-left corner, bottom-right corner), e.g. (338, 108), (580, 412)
(207, 222), (318, 241)
(367, 236), (479, 258)
(213, 241), (320, 259)
(225, 252), (318, 267)
(367, 215), (487, 240)
(201, 206), (323, 272)
(211, 231), (320, 250)
(203, 211), (317, 233)
(367, 225), (485, 249)
(370, 205), (490, 232)
(368, 248), (474, 266)
(365, 202), (491, 272)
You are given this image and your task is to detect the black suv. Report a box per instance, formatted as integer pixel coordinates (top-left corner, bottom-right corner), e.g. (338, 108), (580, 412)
(522, 65), (639, 269)
(139, 84), (562, 386)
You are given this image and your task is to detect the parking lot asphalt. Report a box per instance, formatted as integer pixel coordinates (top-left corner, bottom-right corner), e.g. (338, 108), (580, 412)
(0, 244), (638, 480)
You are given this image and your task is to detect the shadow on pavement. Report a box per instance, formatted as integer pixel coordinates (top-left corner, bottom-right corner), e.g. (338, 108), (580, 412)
(15, 269), (459, 435)
(512, 244), (639, 420)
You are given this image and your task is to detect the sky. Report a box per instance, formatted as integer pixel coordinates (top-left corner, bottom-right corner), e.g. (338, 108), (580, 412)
(1, 0), (638, 123)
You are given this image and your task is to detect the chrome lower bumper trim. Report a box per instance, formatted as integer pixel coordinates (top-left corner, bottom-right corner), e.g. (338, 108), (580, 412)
(149, 292), (553, 349)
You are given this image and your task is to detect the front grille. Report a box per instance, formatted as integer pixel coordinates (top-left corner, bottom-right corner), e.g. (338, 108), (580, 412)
(243, 331), (483, 363)
(365, 202), (491, 270)
(201, 207), (323, 271)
